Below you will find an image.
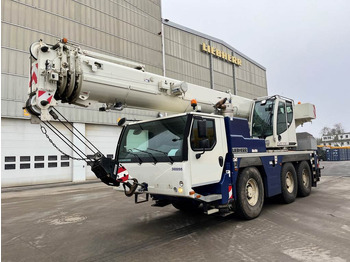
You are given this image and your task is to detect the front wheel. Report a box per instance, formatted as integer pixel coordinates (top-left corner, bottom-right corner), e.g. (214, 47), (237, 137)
(236, 167), (264, 220)
(280, 163), (297, 204)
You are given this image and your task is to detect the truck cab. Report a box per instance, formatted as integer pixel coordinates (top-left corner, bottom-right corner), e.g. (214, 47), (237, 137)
(115, 113), (228, 199)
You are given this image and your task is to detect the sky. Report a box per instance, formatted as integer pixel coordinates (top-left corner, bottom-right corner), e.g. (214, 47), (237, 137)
(162, 0), (350, 138)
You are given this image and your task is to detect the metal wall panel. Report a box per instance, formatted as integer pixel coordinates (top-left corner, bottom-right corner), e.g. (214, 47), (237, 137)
(85, 123), (122, 179)
(164, 25), (213, 89)
(211, 42), (234, 76)
(2, 0), (267, 123)
(1, 118), (73, 187)
(164, 23), (267, 99)
(235, 54), (267, 98)
(165, 54), (211, 87)
(213, 71), (234, 93)
(1, 0), (162, 124)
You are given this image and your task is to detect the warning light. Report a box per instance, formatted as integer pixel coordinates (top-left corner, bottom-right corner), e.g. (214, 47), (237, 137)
(191, 99), (197, 110)
(298, 101), (301, 104)
(189, 190), (195, 195)
(62, 38), (68, 44)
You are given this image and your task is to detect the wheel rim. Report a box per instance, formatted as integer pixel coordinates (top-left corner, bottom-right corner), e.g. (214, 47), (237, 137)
(285, 171), (294, 193)
(302, 169), (310, 188)
(246, 178), (259, 206)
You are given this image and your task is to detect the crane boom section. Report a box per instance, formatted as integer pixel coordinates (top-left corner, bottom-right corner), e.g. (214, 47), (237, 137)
(27, 40), (253, 121)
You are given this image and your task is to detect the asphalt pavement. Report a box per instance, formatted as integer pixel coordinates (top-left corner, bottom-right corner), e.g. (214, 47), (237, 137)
(2, 161), (350, 262)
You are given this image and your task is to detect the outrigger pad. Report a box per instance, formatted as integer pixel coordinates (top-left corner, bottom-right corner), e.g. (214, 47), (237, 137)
(91, 157), (120, 186)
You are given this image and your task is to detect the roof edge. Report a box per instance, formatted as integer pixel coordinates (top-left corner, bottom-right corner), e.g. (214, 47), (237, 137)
(162, 19), (266, 70)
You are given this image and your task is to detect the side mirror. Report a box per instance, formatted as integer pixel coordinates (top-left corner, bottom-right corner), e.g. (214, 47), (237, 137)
(197, 120), (207, 138)
(199, 138), (210, 149)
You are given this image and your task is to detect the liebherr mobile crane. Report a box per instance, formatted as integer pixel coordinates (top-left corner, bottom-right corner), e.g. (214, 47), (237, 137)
(25, 39), (321, 219)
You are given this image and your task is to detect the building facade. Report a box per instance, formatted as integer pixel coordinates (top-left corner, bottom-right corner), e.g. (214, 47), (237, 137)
(320, 133), (350, 147)
(1, 0), (267, 187)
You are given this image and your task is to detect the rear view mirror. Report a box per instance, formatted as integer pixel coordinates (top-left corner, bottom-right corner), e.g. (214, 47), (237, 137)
(199, 138), (210, 149)
(197, 120), (207, 138)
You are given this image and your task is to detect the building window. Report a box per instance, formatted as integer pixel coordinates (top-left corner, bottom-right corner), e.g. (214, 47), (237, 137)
(48, 162), (58, 168)
(61, 155), (69, 160)
(35, 156), (44, 161)
(5, 164), (16, 170)
(35, 163), (44, 168)
(20, 156), (30, 162)
(48, 155), (57, 161)
(5, 156), (16, 162)
(20, 163), (30, 169)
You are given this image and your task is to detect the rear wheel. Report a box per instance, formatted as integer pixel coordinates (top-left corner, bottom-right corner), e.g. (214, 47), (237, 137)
(280, 163), (297, 203)
(236, 167), (264, 220)
(297, 161), (312, 197)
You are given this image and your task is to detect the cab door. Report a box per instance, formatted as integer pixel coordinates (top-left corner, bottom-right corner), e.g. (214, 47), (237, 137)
(188, 116), (227, 187)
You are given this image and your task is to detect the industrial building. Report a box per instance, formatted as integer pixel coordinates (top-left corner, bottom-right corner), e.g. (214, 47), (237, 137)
(1, 0), (267, 187)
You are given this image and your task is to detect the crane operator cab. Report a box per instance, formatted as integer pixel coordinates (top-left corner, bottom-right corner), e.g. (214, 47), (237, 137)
(251, 96), (297, 149)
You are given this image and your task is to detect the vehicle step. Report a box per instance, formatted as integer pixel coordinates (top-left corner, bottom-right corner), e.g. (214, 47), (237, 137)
(205, 208), (219, 215)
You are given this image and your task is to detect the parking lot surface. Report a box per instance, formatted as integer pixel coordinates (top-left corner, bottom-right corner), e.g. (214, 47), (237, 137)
(2, 161), (350, 262)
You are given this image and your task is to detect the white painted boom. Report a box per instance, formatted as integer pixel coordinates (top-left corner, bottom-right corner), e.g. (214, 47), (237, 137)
(26, 40), (253, 121)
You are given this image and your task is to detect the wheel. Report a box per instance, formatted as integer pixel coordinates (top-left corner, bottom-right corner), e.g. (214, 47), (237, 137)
(172, 199), (200, 213)
(297, 161), (312, 197)
(280, 163), (297, 204)
(236, 167), (264, 220)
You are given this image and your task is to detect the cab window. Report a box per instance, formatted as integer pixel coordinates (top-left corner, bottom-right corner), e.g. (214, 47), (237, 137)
(277, 101), (287, 135)
(286, 101), (293, 125)
(190, 118), (216, 151)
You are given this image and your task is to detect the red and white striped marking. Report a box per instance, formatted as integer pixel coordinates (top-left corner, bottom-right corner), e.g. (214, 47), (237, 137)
(117, 166), (129, 182)
(29, 63), (38, 87)
(313, 105), (317, 118)
(228, 185), (233, 199)
(37, 90), (53, 104)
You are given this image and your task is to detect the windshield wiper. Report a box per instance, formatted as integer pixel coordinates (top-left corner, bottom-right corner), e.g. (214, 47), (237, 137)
(132, 148), (158, 164)
(127, 149), (143, 164)
(147, 148), (174, 164)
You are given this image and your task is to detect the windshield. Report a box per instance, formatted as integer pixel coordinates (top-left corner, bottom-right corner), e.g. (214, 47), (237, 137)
(252, 99), (275, 138)
(117, 115), (188, 163)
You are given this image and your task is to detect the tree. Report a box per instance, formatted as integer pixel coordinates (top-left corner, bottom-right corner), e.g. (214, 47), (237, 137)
(320, 126), (332, 136)
(334, 123), (344, 134)
(320, 123), (345, 136)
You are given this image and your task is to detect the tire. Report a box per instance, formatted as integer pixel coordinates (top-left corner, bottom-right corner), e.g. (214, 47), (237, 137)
(280, 163), (297, 204)
(236, 167), (264, 220)
(297, 161), (312, 197)
(172, 199), (200, 213)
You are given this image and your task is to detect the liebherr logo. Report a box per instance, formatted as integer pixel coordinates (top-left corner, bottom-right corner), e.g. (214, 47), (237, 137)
(172, 167), (183, 171)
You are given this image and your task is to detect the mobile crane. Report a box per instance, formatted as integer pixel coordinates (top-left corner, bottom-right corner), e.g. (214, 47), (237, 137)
(25, 39), (321, 219)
